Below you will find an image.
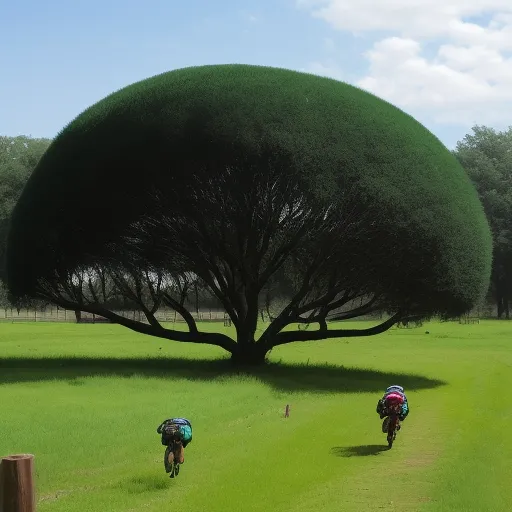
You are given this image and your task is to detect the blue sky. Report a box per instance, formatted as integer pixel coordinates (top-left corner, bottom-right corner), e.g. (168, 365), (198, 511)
(2, 0), (508, 149)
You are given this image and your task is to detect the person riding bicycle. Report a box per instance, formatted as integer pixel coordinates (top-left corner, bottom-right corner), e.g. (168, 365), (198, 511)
(376, 385), (409, 432)
(157, 417), (193, 466)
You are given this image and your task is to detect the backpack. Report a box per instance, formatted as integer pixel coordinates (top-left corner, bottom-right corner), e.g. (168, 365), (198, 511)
(160, 421), (183, 446)
(384, 392), (405, 406)
(178, 424), (193, 444)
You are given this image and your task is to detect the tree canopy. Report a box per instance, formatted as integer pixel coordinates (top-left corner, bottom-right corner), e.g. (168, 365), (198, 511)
(0, 136), (51, 299)
(7, 64), (492, 363)
(454, 125), (512, 318)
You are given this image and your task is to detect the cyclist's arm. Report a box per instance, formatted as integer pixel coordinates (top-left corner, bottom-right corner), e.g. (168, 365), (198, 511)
(157, 419), (173, 433)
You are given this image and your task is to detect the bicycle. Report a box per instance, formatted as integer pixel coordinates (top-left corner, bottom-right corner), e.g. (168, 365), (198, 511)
(383, 404), (402, 448)
(164, 438), (183, 478)
(157, 422), (185, 478)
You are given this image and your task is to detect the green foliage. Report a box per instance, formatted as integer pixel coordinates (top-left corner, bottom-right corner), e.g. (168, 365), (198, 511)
(0, 136), (51, 282)
(0, 281), (8, 307)
(7, 65), (492, 347)
(454, 126), (512, 317)
(454, 126), (512, 252)
(0, 136), (51, 216)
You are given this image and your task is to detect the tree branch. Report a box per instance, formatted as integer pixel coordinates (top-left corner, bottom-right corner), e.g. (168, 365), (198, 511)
(144, 269), (163, 314)
(257, 253), (324, 343)
(162, 292), (199, 333)
(266, 311), (403, 347)
(38, 294), (237, 353)
(326, 294), (381, 321)
(327, 305), (382, 321)
(141, 306), (162, 330)
(259, 222), (310, 285)
(295, 288), (355, 317)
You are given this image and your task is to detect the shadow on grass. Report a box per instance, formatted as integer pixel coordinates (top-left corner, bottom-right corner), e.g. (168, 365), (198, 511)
(331, 445), (389, 457)
(0, 356), (446, 393)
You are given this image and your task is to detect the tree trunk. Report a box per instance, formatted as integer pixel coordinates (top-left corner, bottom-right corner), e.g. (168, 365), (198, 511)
(228, 288), (265, 364)
(232, 319), (267, 365)
(194, 282), (199, 315)
(74, 310), (82, 323)
(496, 282), (504, 318)
(229, 342), (269, 365)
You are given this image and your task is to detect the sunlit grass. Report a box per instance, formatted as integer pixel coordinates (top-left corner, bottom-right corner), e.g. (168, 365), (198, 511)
(0, 320), (511, 511)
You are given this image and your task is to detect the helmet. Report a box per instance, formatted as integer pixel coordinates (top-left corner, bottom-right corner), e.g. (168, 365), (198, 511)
(386, 385), (404, 394)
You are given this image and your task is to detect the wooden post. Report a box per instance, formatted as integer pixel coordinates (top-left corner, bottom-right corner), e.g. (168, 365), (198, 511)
(284, 404), (290, 418)
(0, 454), (35, 512)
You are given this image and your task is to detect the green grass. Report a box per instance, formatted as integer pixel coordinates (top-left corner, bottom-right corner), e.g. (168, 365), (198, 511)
(0, 320), (511, 511)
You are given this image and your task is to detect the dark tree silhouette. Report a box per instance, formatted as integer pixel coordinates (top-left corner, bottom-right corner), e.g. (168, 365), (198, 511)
(0, 136), (51, 281)
(6, 64), (492, 364)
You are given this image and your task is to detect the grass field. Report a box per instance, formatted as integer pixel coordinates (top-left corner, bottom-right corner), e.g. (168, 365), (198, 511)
(1, 320), (511, 511)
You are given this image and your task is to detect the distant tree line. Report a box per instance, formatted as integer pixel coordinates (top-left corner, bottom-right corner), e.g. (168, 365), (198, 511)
(453, 126), (512, 319)
(0, 125), (508, 317)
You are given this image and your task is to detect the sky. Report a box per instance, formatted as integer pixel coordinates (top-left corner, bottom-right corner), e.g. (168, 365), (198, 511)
(1, 0), (512, 149)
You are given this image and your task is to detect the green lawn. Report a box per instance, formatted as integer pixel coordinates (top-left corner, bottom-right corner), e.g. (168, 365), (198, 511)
(0, 320), (511, 511)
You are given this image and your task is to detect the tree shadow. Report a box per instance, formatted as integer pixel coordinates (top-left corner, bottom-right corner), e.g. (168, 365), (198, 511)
(0, 356), (446, 393)
(331, 445), (390, 457)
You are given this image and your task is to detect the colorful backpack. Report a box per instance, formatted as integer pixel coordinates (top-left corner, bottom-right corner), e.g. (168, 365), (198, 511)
(178, 424), (193, 443)
(158, 418), (193, 446)
(384, 392), (405, 406)
(159, 421), (182, 446)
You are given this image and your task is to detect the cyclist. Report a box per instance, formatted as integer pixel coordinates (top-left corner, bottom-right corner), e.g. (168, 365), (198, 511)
(157, 417), (193, 468)
(376, 385), (409, 432)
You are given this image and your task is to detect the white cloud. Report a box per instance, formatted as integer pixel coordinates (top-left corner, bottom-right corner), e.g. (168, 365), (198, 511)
(299, 0), (512, 127)
(306, 0), (512, 43)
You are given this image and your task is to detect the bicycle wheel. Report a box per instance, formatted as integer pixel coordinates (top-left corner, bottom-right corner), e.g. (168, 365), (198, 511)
(387, 416), (398, 448)
(174, 463), (180, 476)
(164, 445), (174, 475)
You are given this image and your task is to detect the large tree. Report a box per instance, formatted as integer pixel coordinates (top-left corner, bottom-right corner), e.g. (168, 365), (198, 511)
(454, 126), (512, 318)
(0, 136), (51, 304)
(6, 65), (492, 363)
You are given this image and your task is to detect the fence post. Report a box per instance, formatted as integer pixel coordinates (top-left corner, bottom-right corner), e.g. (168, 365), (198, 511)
(0, 454), (35, 512)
